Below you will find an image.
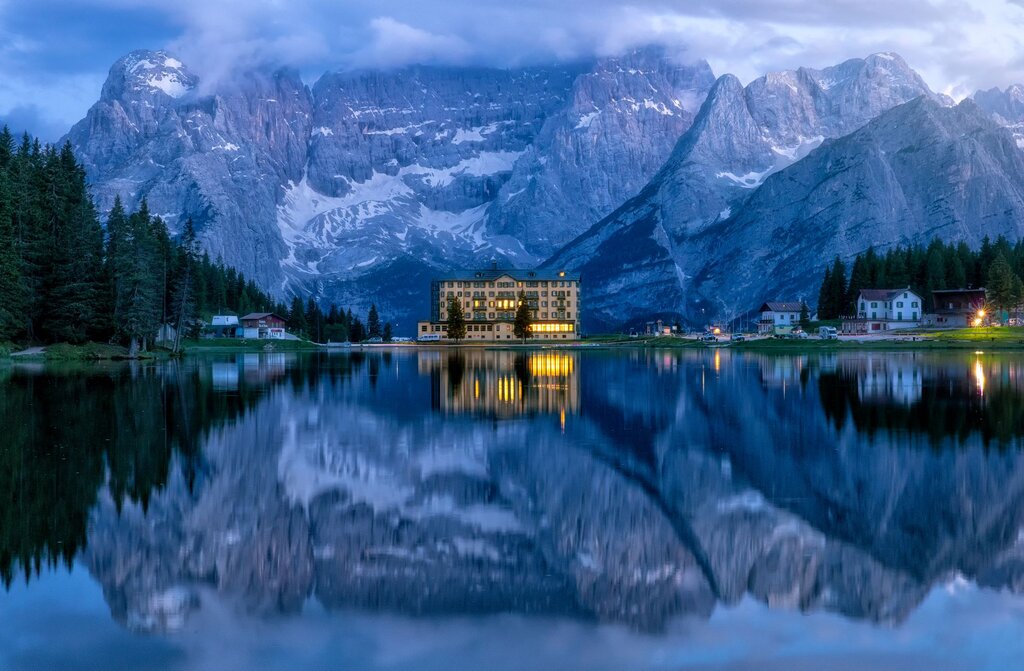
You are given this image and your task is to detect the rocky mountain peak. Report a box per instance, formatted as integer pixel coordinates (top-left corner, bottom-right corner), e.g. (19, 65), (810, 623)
(102, 49), (198, 101)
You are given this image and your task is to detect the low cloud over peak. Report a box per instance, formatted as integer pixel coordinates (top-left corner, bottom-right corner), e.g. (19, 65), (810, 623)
(4, 0), (1024, 139)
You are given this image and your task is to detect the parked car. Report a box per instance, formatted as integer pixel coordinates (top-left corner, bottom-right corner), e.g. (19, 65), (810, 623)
(730, 333), (747, 342)
(792, 330), (810, 339)
(700, 333), (718, 343)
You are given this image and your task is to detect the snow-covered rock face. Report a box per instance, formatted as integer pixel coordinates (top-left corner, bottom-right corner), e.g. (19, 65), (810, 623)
(107, 51), (198, 100)
(68, 48), (714, 325)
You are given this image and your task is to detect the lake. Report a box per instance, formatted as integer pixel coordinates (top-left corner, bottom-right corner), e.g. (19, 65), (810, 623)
(2, 348), (1024, 670)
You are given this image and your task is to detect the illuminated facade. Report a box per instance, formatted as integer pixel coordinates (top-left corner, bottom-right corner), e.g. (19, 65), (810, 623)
(417, 266), (581, 341)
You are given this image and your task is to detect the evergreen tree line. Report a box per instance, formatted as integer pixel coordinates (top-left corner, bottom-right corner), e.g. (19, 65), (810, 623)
(0, 127), (394, 348)
(288, 298), (393, 343)
(0, 127), (288, 349)
(817, 237), (1024, 319)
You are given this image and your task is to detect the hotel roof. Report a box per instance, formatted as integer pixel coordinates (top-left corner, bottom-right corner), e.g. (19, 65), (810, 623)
(435, 268), (580, 282)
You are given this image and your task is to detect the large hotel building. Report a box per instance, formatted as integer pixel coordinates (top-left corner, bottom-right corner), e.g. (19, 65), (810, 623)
(417, 266), (581, 341)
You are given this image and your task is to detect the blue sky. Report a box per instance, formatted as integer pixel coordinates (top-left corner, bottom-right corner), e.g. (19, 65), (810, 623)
(3, 0), (1024, 140)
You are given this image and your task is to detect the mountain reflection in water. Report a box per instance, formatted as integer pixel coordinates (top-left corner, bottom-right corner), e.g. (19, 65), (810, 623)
(3, 349), (1024, 644)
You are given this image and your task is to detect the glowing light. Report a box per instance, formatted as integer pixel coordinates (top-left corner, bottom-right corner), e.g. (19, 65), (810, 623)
(978, 309), (986, 318)
(973, 318), (983, 327)
(529, 323), (576, 333)
(529, 353), (575, 377)
(712, 327), (721, 335)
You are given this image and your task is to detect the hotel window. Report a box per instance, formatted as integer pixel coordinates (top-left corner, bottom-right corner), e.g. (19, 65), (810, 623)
(897, 301), (903, 308)
(912, 301), (919, 307)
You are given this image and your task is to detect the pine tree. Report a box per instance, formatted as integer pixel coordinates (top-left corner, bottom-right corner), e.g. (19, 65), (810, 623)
(446, 295), (466, 342)
(0, 152), (23, 341)
(817, 265), (833, 319)
(799, 302), (811, 331)
(513, 290), (532, 341)
(108, 199), (163, 353)
(288, 296), (308, 337)
(170, 219), (200, 352)
(987, 253), (1021, 320)
(367, 303), (381, 338)
(828, 257), (847, 317)
(382, 322), (392, 342)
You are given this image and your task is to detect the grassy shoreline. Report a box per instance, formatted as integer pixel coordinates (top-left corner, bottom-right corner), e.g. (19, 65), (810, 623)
(7, 327), (1024, 362)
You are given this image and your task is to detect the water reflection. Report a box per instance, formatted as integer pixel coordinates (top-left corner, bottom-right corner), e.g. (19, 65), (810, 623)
(5, 349), (1024, 643)
(422, 351), (579, 417)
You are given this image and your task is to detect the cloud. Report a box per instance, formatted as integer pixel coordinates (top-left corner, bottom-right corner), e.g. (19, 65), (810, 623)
(4, 0), (1024, 138)
(0, 104), (71, 142)
(349, 18), (471, 69)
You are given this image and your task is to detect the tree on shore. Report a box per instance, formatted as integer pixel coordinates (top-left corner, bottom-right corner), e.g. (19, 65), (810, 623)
(446, 295), (466, 342)
(799, 302), (811, 331)
(987, 253), (1023, 319)
(514, 290), (532, 342)
(382, 322), (392, 342)
(367, 304), (381, 338)
(170, 219), (199, 353)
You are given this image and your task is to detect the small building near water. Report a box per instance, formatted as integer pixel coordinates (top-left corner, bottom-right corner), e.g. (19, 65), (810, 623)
(206, 315), (241, 338)
(928, 288), (987, 328)
(757, 302), (804, 335)
(240, 313), (287, 339)
(842, 288), (922, 334)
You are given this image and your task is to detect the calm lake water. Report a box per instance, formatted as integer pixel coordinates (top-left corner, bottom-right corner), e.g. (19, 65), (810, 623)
(3, 348), (1024, 670)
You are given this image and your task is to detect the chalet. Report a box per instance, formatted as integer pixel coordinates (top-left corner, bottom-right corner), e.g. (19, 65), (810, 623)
(239, 313), (287, 340)
(930, 288), (987, 327)
(207, 315), (241, 338)
(842, 288), (922, 334)
(757, 302), (804, 335)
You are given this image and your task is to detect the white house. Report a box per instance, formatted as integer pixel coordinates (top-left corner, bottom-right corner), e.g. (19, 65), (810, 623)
(757, 301), (805, 334)
(843, 288), (922, 333)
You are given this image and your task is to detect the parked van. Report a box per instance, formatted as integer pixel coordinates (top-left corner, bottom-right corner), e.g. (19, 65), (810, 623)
(418, 333), (442, 342)
(818, 326), (839, 340)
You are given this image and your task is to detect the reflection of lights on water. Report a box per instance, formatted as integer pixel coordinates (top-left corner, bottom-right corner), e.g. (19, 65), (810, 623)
(975, 358), (986, 396)
(714, 350), (721, 373)
(497, 375), (519, 403)
(529, 353), (574, 377)
(474, 379), (480, 399)
(560, 408), (566, 433)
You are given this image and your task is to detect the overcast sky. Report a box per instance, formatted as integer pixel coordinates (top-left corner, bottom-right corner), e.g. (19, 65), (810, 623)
(3, 0), (1024, 140)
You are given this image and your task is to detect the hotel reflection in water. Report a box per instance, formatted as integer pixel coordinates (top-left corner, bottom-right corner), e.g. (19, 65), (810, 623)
(420, 351), (579, 418)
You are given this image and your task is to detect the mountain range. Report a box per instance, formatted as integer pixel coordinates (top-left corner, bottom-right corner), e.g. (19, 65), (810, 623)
(65, 48), (1024, 331)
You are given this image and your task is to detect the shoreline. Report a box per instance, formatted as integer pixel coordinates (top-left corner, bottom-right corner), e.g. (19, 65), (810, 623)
(8, 327), (1024, 361)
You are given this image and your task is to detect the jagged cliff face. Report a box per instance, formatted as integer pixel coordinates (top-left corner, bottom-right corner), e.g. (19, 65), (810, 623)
(484, 51), (715, 255)
(68, 48), (714, 323)
(974, 84), (1024, 146)
(69, 48), (1024, 331)
(544, 53), (956, 329)
(679, 98), (1024, 317)
(69, 51), (313, 294)
(80, 351), (1024, 633)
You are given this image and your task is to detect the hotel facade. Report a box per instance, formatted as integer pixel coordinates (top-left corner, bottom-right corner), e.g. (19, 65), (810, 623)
(417, 267), (581, 341)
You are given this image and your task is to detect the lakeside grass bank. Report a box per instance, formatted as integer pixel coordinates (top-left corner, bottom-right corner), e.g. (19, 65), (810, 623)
(9, 327), (1024, 362)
